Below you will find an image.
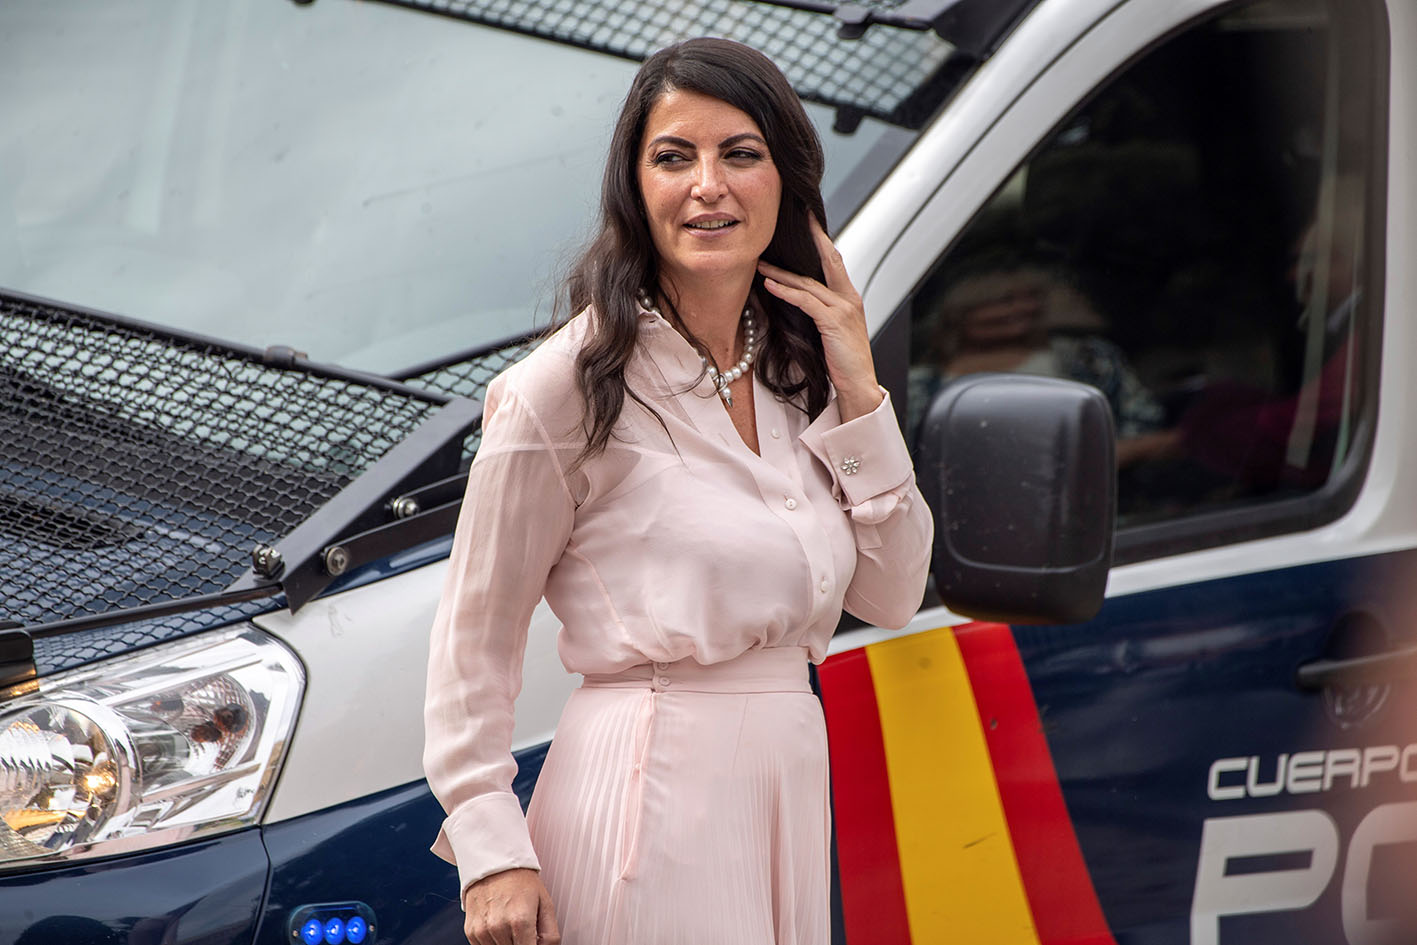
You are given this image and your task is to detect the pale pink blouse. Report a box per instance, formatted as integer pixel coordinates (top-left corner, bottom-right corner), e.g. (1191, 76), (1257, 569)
(423, 304), (933, 894)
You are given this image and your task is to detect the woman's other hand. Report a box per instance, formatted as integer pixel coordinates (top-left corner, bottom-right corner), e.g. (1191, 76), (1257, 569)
(463, 868), (561, 945)
(758, 215), (883, 422)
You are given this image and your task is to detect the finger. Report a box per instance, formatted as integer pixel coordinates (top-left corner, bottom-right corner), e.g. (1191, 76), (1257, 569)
(761, 276), (834, 325)
(537, 890), (562, 944)
(757, 260), (837, 309)
(808, 214), (851, 294)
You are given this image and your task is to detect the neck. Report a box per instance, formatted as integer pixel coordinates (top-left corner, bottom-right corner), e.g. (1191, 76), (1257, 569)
(658, 269), (755, 367)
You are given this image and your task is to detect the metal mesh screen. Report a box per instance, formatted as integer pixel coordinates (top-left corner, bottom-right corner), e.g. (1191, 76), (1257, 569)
(377, 0), (955, 127)
(27, 537), (458, 677)
(0, 292), (445, 628)
(29, 600), (279, 677)
(401, 334), (544, 456)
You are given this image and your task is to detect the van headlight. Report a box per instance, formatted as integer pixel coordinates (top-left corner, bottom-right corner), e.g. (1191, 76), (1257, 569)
(0, 626), (303, 871)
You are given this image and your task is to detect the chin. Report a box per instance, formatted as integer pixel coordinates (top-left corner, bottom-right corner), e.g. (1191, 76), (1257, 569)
(665, 252), (761, 282)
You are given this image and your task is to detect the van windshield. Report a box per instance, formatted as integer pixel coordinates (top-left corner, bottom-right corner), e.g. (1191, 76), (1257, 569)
(0, 0), (949, 373)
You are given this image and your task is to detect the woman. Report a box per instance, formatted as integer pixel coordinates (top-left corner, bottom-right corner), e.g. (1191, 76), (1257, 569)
(424, 38), (932, 945)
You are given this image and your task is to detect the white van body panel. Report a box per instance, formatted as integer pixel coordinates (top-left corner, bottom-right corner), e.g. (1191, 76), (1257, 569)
(257, 562), (577, 823)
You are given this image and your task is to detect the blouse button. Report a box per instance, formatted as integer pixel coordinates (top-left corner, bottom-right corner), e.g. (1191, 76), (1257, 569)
(653, 661), (669, 671)
(656, 676), (671, 687)
(784, 497), (798, 510)
(819, 578), (830, 594)
(771, 428), (781, 439)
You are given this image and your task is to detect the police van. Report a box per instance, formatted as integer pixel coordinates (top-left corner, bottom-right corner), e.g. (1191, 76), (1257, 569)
(1, 0), (1412, 943)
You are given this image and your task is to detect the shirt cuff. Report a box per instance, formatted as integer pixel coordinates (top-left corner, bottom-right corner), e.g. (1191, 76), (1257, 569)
(801, 389), (915, 508)
(431, 791), (541, 902)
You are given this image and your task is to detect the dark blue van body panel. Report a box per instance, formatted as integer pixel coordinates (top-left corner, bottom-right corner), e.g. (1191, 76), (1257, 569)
(1019, 552), (1417, 945)
(0, 830), (267, 945)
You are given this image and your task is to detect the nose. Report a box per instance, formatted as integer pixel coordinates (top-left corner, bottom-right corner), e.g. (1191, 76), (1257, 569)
(691, 156), (726, 201)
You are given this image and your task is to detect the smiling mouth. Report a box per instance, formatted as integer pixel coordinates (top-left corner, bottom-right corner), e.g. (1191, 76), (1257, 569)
(685, 220), (737, 230)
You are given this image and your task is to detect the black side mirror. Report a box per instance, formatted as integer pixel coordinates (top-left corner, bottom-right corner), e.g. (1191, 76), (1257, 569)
(917, 374), (1116, 624)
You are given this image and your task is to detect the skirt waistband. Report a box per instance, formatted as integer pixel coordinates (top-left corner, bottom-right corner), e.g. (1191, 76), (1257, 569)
(581, 646), (812, 694)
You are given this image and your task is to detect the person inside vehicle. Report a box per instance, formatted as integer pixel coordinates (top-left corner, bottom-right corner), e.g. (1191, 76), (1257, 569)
(1176, 175), (1364, 493)
(910, 256), (1178, 468)
(423, 38), (932, 945)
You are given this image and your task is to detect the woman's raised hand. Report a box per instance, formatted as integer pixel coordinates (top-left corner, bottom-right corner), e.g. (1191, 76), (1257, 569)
(463, 868), (560, 945)
(758, 215), (884, 422)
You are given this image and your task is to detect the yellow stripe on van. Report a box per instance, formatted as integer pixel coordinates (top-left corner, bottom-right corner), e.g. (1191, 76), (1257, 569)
(866, 628), (1040, 944)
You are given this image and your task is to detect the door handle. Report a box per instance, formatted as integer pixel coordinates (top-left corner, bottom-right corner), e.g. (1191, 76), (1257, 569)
(1296, 645), (1417, 690)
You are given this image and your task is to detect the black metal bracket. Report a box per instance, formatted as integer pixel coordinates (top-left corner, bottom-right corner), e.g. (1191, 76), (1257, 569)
(319, 497), (463, 582)
(754, 0), (1035, 55)
(763, 0), (944, 39)
(226, 396), (482, 612)
(389, 471), (471, 513)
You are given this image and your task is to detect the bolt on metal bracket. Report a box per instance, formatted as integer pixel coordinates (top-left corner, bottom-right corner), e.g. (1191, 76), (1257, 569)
(322, 545), (351, 577)
(251, 544), (284, 578)
(389, 495), (421, 519)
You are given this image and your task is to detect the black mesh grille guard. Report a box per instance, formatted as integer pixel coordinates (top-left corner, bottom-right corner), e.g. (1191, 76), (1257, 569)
(398, 330), (544, 457)
(366, 0), (961, 130)
(0, 290), (467, 632)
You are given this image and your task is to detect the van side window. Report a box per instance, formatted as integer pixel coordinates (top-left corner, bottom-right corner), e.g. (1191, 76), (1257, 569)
(905, 0), (1381, 554)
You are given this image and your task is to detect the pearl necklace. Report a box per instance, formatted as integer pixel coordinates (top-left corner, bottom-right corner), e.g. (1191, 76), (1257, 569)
(638, 291), (757, 407)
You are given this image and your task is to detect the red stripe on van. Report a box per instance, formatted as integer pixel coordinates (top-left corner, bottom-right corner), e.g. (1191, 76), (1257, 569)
(953, 622), (1118, 945)
(818, 648), (913, 945)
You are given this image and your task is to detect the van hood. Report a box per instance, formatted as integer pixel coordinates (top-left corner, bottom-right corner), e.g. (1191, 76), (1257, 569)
(0, 289), (506, 682)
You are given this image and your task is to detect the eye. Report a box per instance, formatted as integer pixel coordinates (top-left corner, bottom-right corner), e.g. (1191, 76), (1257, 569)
(727, 148), (764, 162)
(650, 151), (688, 166)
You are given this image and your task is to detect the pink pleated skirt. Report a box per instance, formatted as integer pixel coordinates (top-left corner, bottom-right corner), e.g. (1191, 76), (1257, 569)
(525, 646), (830, 945)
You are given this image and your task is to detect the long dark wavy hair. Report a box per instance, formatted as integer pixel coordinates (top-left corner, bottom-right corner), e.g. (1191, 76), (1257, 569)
(563, 38), (831, 462)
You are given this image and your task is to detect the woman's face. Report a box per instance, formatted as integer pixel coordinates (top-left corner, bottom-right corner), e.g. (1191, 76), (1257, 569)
(637, 88), (782, 287)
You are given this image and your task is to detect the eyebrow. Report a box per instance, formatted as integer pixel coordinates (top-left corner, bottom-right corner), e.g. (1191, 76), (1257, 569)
(645, 132), (768, 151)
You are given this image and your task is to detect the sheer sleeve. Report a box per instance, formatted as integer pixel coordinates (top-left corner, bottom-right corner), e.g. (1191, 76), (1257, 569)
(800, 389), (933, 629)
(423, 373), (577, 898)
